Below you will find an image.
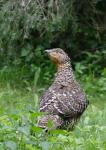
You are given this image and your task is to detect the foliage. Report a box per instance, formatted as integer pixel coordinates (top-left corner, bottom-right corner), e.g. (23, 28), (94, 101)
(0, 66), (106, 150)
(0, 0), (106, 69)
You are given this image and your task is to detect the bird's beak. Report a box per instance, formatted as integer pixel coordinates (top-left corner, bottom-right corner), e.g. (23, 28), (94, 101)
(45, 49), (50, 53)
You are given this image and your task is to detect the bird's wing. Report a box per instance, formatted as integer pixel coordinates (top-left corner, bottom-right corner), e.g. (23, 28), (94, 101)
(40, 84), (69, 115)
(40, 86), (58, 113)
(40, 83), (88, 117)
(55, 83), (88, 117)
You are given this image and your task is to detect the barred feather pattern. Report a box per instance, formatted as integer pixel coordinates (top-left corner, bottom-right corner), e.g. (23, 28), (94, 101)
(38, 49), (89, 131)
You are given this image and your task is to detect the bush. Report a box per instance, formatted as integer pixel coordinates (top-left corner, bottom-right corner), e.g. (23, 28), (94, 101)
(0, 0), (106, 69)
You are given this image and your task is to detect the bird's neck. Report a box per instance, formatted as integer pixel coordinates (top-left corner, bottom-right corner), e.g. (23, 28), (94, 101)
(55, 62), (75, 83)
(57, 62), (71, 71)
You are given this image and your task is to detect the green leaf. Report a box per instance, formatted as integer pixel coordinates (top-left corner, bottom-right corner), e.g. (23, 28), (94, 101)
(31, 126), (43, 133)
(21, 49), (30, 57)
(5, 141), (16, 150)
(17, 126), (30, 135)
(40, 141), (50, 150)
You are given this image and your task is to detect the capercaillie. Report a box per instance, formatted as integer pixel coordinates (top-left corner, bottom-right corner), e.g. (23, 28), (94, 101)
(38, 48), (89, 131)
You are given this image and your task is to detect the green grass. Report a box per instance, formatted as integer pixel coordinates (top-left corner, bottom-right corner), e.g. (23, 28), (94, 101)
(0, 66), (106, 150)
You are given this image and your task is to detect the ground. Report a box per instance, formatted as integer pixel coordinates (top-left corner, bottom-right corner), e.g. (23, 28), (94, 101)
(0, 67), (106, 150)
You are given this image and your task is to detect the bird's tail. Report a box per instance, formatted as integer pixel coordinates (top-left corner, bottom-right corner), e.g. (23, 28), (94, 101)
(38, 114), (64, 130)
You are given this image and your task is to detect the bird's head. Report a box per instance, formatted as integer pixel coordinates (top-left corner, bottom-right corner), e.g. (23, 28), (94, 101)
(45, 48), (70, 67)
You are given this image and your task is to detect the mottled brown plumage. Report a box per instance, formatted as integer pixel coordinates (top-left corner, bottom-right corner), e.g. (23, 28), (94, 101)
(38, 48), (89, 131)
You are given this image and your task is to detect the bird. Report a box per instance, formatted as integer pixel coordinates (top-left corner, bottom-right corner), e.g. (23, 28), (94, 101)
(38, 48), (89, 131)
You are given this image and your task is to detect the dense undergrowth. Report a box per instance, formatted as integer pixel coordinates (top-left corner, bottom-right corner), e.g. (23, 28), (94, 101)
(0, 65), (106, 150)
(0, 0), (106, 67)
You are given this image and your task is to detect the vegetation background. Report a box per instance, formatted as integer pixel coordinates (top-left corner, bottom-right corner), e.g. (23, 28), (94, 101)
(0, 0), (106, 149)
